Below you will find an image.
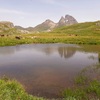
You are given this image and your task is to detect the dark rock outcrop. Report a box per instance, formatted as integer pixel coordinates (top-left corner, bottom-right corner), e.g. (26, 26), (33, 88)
(57, 15), (78, 27)
(65, 15), (78, 25)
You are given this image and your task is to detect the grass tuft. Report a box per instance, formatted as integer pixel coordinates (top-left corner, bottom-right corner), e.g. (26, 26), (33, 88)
(0, 78), (44, 100)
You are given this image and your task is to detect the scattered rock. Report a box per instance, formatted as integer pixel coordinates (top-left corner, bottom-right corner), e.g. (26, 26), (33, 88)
(15, 36), (21, 40)
(96, 21), (100, 26)
(0, 34), (5, 37)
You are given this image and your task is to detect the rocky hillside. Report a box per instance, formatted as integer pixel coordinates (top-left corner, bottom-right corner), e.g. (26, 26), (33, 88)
(0, 21), (30, 34)
(0, 21), (17, 34)
(0, 21), (14, 28)
(0, 21), (31, 34)
(32, 19), (56, 32)
(0, 21), (14, 31)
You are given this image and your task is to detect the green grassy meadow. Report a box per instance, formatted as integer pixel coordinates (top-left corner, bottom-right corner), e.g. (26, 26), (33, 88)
(0, 21), (100, 46)
(0, 34), (100, 46)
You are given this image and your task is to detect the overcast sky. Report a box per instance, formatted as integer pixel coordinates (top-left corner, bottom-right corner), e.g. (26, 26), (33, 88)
(0, 0), (100, 27)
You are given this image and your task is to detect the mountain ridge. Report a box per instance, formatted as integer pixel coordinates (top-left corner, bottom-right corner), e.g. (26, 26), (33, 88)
(15, 14), (78, 32)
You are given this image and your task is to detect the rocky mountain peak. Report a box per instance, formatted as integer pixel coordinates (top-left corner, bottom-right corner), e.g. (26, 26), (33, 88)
(42, 19), (56, 29)
(44, 19), (55, 25)
(58, 16), (66, 26)
(57, 14), (78, 27)
(59, 16), (65, 22)
(45, 19), (52, 22)
(65, 14), (78, 25)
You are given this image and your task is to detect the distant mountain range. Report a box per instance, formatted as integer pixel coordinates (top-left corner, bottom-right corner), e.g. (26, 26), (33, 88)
(0, 17), (100, 36)
(0, 14), (78, 33)
(15, 14), (78, 32)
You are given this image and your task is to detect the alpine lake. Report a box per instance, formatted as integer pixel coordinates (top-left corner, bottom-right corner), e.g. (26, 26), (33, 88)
(0, 43), (100, 98)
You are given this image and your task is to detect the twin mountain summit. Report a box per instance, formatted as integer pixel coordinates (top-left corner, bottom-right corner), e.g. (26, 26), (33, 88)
(0, 14), (78, 33)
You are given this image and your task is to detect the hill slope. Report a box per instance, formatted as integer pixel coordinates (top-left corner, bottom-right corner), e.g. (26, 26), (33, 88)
(52, 21), (100, 36)
(0, 21), (18, 34)
(32, 19), (56, 32)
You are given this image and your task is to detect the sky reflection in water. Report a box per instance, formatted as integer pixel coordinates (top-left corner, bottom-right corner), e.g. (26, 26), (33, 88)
(0, 44), (99, 98)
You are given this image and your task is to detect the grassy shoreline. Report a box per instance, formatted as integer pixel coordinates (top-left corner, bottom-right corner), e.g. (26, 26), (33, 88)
(62, 64), (100, 100)
(0, 33), (100, 47)
(0, 78), (44, 100)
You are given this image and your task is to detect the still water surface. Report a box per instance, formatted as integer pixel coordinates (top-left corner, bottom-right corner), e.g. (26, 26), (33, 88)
(0, 44), (99, 98)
